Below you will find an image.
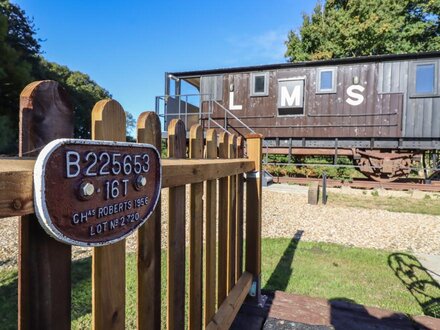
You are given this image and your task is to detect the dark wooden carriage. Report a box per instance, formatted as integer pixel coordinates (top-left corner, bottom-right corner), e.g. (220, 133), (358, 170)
(159, 52), (440, 181)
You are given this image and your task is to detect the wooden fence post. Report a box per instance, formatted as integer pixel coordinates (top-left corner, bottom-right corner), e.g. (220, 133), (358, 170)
(245, 134), (263, 304)
(227, 135), (237, 292)
(18, 80), (73, 330)
(167, 119), (186, 329)
(204, 128), (217, 326)
(136, 112), (161, 330)
(217, 132), (229, 306)
(189, 124), (204, 329)
(236, 136), (244, 281)
(91, 99), (126, 330)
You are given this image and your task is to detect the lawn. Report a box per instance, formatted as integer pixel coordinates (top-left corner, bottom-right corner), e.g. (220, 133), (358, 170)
(327, 192), (440, 216)
(0, 239), (438, 329)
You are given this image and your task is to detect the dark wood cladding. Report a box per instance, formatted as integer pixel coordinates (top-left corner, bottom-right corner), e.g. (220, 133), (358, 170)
(205, 62), (403, 139)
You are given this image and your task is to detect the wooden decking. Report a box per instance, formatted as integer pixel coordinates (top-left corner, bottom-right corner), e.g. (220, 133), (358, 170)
(231, 291), (440, 330)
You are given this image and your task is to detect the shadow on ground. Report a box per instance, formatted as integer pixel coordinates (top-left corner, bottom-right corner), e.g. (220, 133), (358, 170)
(388, 253), (440, 318)
(0, 256), (93, 329)
(71, 257), (92, 322)
(0, 271), (18, 330)
(329, 297), (415, 329)
(263, 230), (303, 292)
(235, 234), (440, 329)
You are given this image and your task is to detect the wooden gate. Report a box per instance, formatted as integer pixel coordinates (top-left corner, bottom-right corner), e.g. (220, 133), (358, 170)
(0, 80), (263, 329)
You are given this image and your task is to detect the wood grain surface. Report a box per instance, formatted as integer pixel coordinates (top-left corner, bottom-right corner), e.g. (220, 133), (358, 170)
(18, 80), (73, 330)
(91, 99), (126, 330)
(167, 119), (186, 330)
(136, 112), (162, 330)
(189, 124), (204, 329)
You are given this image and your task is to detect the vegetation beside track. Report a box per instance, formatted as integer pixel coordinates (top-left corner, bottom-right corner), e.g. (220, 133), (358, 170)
(1, 239), (437, 329)
(327, 192), (440, 216)
(264, 155), (366, 181)
(263, 154), (438, 181)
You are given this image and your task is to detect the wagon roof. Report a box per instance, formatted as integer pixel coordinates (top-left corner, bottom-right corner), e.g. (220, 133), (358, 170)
(169, 51), (440, 78)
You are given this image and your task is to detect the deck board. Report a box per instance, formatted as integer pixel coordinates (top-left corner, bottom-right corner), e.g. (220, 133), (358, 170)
(231, 291), (440, 330)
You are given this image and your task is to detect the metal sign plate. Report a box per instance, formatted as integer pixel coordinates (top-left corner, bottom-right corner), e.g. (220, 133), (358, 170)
(34, 139), (161, 247)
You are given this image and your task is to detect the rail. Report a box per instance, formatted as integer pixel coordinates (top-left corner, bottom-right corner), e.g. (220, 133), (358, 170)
(0, 158), (254, 217)
(155, 93), (257, 136)
(212, 100), (256, 135)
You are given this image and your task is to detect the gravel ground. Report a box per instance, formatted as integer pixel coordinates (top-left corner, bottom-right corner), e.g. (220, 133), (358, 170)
(261, 188), (440, 254)
(1, 186), (439, 270)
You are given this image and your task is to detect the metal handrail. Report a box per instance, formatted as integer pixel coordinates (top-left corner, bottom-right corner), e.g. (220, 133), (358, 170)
(155, 93), (269, 161)
(212, 100), (256, 135)
(209, 118), (231, 135)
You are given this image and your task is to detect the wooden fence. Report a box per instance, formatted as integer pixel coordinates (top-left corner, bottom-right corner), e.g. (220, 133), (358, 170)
(0, 80), (263, 329)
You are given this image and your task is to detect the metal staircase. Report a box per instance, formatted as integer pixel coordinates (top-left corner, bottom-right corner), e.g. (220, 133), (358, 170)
(155, 93), (256, 138)
(155, 93), (271, 178)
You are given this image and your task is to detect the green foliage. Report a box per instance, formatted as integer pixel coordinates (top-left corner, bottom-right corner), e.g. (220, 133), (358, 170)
(161, 139), (167, 158)
(0, 1), (36, 153)
(125, 111), (136, 138)
(264, 156), (364, 180)
(0, 116), (16, 154)
(0, 1), (126, 152)
(286, 0), (440, 61)
(34, 59), (112, 138)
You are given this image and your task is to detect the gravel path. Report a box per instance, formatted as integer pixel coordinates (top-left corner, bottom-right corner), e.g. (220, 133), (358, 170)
(1, 186), (438, 270)
(262, 189), (440, 254)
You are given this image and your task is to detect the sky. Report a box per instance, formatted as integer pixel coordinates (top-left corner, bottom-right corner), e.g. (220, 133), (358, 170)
(15, 0), (316, 125)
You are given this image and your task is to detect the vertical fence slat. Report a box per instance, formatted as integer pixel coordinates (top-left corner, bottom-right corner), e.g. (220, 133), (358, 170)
(245, 134), (263, 301)
(204, 129), (217, 326)
(137, 112), (161, 330)
(92, 99), (126, 330)
(227, 135), (237, 292)
(18, 80), (73, 330)
(217, 132), (229, 306)
(236, 136), (244, 280)
(167, 119), (186, 329)
(189, 124), (204, 329)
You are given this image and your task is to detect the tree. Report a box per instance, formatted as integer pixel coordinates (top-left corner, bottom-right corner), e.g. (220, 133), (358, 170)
(36, 60), (136, 139)
(0, 1), (130, 153)
(285, 0), (440, 62)
(35, 60), (112, 138)
(125, 111), (136, 141)
(0, 1), (37, 153)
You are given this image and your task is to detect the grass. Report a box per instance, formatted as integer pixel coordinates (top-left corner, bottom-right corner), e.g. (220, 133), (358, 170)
(0, 239), (438, 329)
(327, 192), (440, 216)
(262, 238), (439, 317)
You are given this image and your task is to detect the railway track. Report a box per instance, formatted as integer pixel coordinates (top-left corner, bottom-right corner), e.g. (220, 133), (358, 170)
(274, 176), (440, 192)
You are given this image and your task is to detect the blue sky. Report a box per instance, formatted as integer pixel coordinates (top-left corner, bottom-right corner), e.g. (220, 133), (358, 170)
(15, 0), (315, 125)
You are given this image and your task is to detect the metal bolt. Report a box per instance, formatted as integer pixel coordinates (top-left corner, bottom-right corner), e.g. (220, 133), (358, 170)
(12, 199), (22, 210)
(135, 175), (147, 190)
(80, 182), (95, 198)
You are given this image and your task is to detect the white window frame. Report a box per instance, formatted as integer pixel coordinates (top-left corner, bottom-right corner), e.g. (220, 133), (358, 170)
(250, 72), (269, 97)
(411, 61), (438, 97)
(316, 67), (337, 94)
(277, 76), (306, 117)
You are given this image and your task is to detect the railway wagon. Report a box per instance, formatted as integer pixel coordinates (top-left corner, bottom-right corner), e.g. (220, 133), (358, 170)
(159, 52), (440, 181)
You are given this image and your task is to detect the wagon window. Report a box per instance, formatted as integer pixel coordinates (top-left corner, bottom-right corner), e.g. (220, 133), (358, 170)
(415, 64), (435, 95)
(201, 75), (224, 101)
(316, 68), (337, 93)
(250, 72), (269, 96)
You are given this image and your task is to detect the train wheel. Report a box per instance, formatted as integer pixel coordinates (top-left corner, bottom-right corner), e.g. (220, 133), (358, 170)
(355, 150), (415, 183)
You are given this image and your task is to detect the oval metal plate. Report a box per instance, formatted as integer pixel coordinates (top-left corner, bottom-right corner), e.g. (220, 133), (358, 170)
(34, 139), (161, 247)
